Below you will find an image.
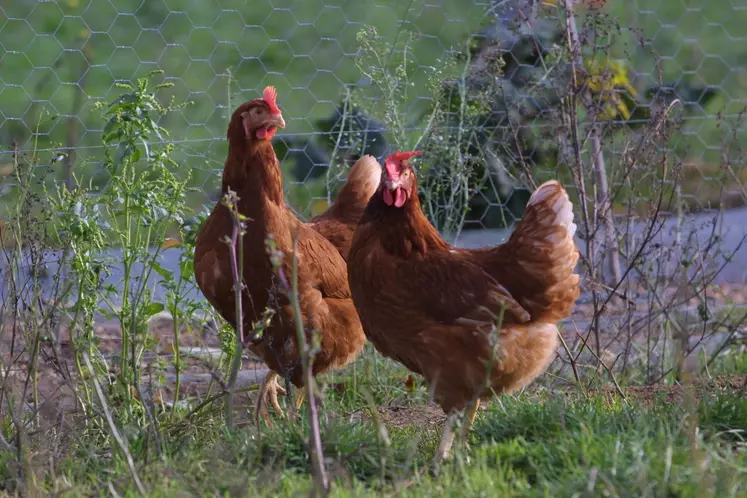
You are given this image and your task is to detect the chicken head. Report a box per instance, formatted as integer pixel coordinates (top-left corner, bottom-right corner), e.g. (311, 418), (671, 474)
(230, 85), (286, 141)
(381, 150), (422, 208)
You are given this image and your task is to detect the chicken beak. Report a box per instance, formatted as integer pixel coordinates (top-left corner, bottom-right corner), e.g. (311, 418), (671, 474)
(267, 113), (286, 129)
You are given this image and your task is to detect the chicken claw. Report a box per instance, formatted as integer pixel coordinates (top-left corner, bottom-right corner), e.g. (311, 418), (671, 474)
(254, 371), (287, 426)
(294, 385), (307, 411)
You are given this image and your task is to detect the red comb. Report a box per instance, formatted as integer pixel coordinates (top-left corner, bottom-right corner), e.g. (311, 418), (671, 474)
(390, 151), (422, 161)
(263, 86), (280, 115)
(384, 150), (421, 179)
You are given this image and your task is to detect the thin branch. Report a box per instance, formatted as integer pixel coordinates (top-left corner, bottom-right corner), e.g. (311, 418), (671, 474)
(288, 223), (330, 496)
(222, 188), (250, 430)
(574, 332), (629, 405)
(557, 329), (582, 385)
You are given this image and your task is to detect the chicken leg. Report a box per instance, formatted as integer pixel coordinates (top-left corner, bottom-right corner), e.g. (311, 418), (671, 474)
(433, 411), (458, 463)
(461, 398), (481, 439)
(254, 371), (287, 426)
(432, 398), (481, 464)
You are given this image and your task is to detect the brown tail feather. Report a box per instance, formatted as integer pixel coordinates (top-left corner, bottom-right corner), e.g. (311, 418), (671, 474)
(310, 156), (381, 258)
(313, 155), (381, 226)
(492, 180), (580, 322)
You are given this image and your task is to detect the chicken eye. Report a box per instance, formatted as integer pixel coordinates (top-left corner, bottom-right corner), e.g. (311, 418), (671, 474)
(255, 108), (264, 115)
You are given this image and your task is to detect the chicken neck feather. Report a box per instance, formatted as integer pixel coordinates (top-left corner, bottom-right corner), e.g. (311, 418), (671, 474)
(222, 133), (285, 208)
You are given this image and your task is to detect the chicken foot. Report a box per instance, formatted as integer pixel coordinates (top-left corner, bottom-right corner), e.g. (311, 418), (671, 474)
(254, 371), (287, 426)
(432, 398), (481, 464)
(254, 372), (311, 426)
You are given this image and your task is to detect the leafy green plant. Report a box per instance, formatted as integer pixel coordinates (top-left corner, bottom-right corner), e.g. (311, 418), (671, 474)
(94, 73), (191, 411)
(45, 72), (195, 441)
(352, 26), (495, 236)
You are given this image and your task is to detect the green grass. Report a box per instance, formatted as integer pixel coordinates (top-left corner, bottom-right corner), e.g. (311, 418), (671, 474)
(6, 364), (745, 497)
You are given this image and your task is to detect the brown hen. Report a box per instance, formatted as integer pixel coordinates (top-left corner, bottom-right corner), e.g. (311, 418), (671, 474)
(347, 151), (580, 462)
(194, 87), (379, 424)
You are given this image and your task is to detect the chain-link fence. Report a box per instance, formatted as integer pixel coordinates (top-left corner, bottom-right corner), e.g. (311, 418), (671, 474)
(1, 0), (746, 229)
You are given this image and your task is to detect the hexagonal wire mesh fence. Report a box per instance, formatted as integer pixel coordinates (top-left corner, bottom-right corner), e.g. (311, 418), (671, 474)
(1, 0), (746, 233)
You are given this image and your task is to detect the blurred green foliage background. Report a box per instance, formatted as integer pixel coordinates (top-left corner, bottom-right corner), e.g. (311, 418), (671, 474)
(0, 0), (745, 217)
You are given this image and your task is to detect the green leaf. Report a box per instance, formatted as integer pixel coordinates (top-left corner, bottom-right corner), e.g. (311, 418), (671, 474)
(103, 118), (117, 136)
(142, 302), (165, 317)
(114, 142), (129, 166)
(180, 259), (194, 281)
(152, 261), (173, 280)
(98, 307), (114, 320)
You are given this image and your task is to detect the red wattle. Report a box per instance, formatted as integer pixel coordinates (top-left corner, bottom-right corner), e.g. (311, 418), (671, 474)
(394, 188), (407, 207)
(383, 188), (394, 206)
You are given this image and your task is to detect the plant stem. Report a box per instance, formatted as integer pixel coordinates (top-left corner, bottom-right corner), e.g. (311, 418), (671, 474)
(562, 0), (605, 356)
(171, 295), (182, 405)
(120, 167), (132, 408)
(288, 224), (329, 496)
(563, 0), (622, 289)
(592, 132), (622, 287)
(224, 192), (246, 430)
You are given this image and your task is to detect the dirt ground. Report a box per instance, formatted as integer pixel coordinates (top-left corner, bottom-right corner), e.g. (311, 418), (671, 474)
(598, 373), (747, 407)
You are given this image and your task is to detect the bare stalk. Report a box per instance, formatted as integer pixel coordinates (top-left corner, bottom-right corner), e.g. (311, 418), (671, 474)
(561, 0), (602, 357)
(591, 134), (622, 285)
(287, 223), (330, 497)
(222, 188), (249, 430)
(562, 0), (622, 289)
(557, 327), (582, 386)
